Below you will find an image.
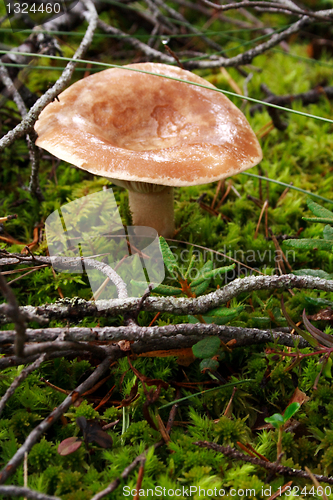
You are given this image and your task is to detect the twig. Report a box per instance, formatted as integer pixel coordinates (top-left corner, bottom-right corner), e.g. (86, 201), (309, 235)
(254, 199), (269, 239)
(21, 340), (108, 358)
(1, 272), (333, 321)
(0, 273), (26, 357)
(194, 442), (333, 484)
(200, 0), (333, 22)
(0, 353), (47, 417)
(0, 486), (60, 500)
(133, 459), (146, 500)
(0, 354), (113, 484)
(83, 257), (128, 300)
(27, 131), (42, 199)
(0, 323), (306, 349)
(0, 62), (28, 116)
(185, 15), (310, 69)
(0, 0), (98, 152)
(90, 384), (180, 500)
(250, 85), (333, 116)
(0, 349), (94, 369)
(97, 19), (175, 64)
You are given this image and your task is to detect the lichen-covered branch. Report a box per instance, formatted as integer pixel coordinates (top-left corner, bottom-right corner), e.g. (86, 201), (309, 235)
(1, 272), (332, 323)
(0, 323), (307, 349)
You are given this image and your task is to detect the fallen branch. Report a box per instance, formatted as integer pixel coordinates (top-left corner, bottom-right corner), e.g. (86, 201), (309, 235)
(250, 84), (333, 116)
(1, 272), (332, 323)
(0, 353), (47, 417)
(0, 273), (26, 357)
(0, 0), (98, 152)
(195, 441), (333, 484)
(0, 486), (60, 500)
(0, 324), (306, 349)
(90, 386), (180, 500)
(0, 353), (113, 484)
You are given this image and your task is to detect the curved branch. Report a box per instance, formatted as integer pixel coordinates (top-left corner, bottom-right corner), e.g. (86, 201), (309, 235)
(0, 353), (47, 417)
(195, 441), (333, 484)
(1, 273), (332, 323)
(0, 0), (98, 152)
(0, 354), (113, 485)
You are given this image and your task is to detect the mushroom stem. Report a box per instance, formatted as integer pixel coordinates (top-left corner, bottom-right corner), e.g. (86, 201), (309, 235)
(128, 186), (175, 238)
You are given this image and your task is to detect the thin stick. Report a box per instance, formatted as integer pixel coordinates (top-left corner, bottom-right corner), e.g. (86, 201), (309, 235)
(0, 355), (113, 484)
(0, 273), (26, 357)
(0, 0), (98, 152)
(254, 199), (269, 239)
(0, 354), (47, 417)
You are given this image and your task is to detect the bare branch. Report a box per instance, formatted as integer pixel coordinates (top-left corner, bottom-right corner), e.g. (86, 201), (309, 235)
(27, 131), (42, 199)
(184, 15), (310, 69)
(0, 273), (26, 357)
(83, 257), (128, 300)
(0, 0), (98, 152)
(201, 0), (332, 21)
(0, 486), (60, 500)
(1, 273), (332, 323)
(97, 19), (175, 64)
(0, 354), (47, 417)
(22, 340), (108, 358)
(250, 84), (333, 116)
(0, 349), (91, 369)
(195, 442), (333, 484)
(0, 354), (113, 484)
(0, 64), (42, 197)
(0, 324), (307, 349)
(0, 62), (27, 116)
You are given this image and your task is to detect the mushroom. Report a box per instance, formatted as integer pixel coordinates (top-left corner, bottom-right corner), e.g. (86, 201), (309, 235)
(35, 63), (262, 237)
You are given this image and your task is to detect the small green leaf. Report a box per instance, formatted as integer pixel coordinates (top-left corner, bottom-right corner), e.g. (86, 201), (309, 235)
(199, 358), (219, 372)
(187, 260), (213, 286)
(190, 279), (211, 296)
(283, 239), (333, 251)
(264, 413), (284, 429)
(205, 306), (244, 318)
(192, 337), (221, 359)
(323, 356), (333, 379)
(200, 260), (214, 274)
(305, 296), (333, 307)
(307, 198), (333, 220)
(151, 284), (183, 296)
(184, 254), (198, 280)
(159, 237), (183, 278)
(130, 280), (183, 296)
(283, 402), (300, 422)
(303, 217), (333, 224)
(190, 264), (235, 287)
(324, 225), (333, 241)
(293, 269), (333, 280)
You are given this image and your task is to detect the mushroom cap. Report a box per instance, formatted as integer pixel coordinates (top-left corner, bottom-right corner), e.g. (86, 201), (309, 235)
(35, 63), (262, 187)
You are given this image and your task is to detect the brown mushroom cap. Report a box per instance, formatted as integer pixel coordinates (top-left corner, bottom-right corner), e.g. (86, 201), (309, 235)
(35, 63), (262, 187)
